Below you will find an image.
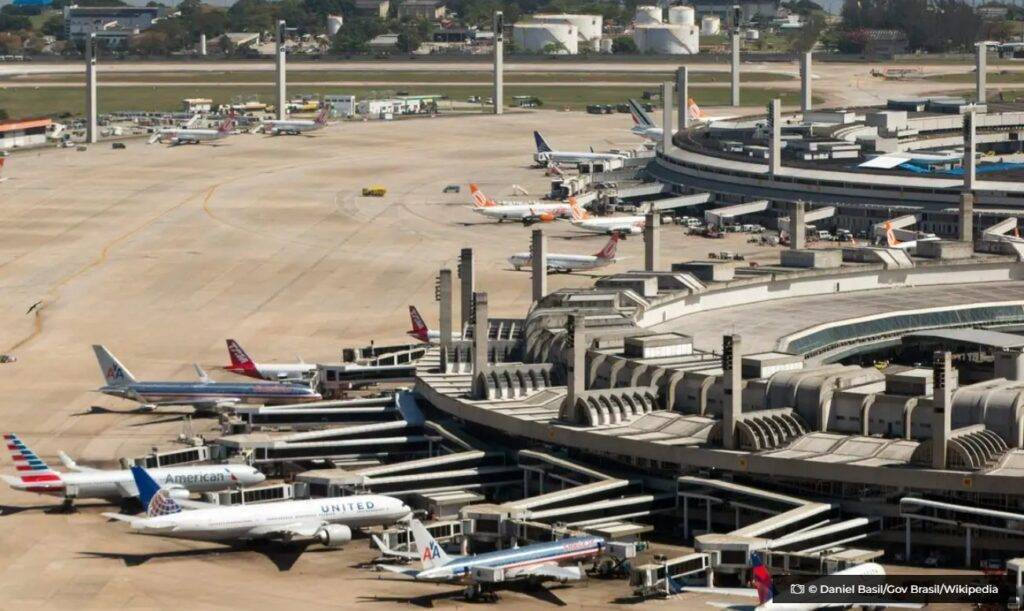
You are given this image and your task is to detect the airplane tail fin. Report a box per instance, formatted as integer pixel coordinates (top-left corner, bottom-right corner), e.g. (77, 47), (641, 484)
(93, 345), (137, 386)
(3, 433), (62, 491)
(315, 106), (330, 124)
(595, 234), (620, 260)
(750, 552), (777, 605)
(410, 519), (450, 570)
(469, 183), (494, 208)
(4, 433), (57, 474)
(884, 221), (900, 247)
(568, 197), (589, 222)
(218, 112), (236, 134)
(226, 339), (258, 373)
(687, 98), (703, 121)
(130, 466), (182, 517)
(627, 99), (653, 127)
(408, 306), (430, 340)
(194, 364), (211, 383)
(534, 131), (552, 153)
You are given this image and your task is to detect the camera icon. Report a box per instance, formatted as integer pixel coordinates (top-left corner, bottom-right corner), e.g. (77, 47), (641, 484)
(791, 584), (806, 595)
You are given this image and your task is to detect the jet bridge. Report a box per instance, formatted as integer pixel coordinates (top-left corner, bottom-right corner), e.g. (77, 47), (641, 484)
(776, 205), (837, 231)
(900, 497), (1024, 566)
(704, 200), (770, 228)
(648, 192), (712, 212)
(225, 396), (399, 433)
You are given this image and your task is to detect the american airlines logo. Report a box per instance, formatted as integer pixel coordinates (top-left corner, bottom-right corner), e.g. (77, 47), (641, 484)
(106, 365), (124, 380)
(164, 472), (228, 485)
(422, 540), (443, 561)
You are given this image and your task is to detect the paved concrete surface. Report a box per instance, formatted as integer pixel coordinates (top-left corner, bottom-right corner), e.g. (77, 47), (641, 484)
(0, 110), (783, 608)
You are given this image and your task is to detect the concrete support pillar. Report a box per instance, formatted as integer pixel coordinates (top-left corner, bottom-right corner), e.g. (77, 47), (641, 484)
(790, 200), (806, 250)
(730, 33), (741, 107)
(199, 33), (207, 56)
(85, 33), (97, 144)
(682, 496), (689, 540)
(963, 110), (976, 191)
(275, 20), (287, 121)
(959, 191), (974, 242)
(662, 81), (673, 151)
(560, 312), (587, 422)
(644, 210), (660, 271)
(994, 349), (1024, 380)
(437, 268), (452, 372)
(676, 66), (689, 130)
(493, 11), (504, 115)
(768, 98), (782, 175)
(531, 229), (547, 303)
(721, 334), (742, 450)
(459, 248), (475, 334)
(965, 527), (972, 567)
(932, 351), (953, 470)
(976, 43), (987, 104)
(800, 52), (812, 114)
(472, 292), (489, 376)
(905, 518), (912, 561)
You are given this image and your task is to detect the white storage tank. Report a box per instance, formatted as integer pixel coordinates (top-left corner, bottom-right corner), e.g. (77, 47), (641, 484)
(633, 23), (699, 54)
(667, 5), (695, 26)
(600, 37), (613, 53)
(700, 15), (720, 35)
(531, 14), (602, 51)
(745, 28), (760, 41)
(634, 5), (663, 24)
(327, 14), (343, 36)
(513, 22), (579, 54)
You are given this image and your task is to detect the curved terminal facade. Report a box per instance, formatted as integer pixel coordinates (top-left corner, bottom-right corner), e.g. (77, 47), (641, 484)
(415, 100), (1024, 568)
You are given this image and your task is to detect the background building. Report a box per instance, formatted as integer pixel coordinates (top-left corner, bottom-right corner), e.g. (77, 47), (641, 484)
(63, 6), (161, 47)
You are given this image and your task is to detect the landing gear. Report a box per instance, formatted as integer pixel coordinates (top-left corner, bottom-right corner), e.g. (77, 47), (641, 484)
(462, 584), (498, 603)
(47, 497), (77, 514)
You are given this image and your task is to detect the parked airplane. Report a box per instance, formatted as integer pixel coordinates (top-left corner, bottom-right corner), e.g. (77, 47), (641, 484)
(681, 552), (922, 610)
(628, 99), (662, 142)
(262, 106), (330, 135)
(93, 345), (322, 411)
(104, 466), (410, 546)
(1, 433), (264, 510)
(407, 306), (461, 345)
(883, 221), (939, 252)
(223, 339), (316, 381)
(470, 184), (571, 224)
(378, 519), (605, 600)
(533, 131), (627, 166)
(687, 98), (740, 124)
(569, 198), (645, 235)
(154, 112), (236, 146)
(508, 234), (620, 272)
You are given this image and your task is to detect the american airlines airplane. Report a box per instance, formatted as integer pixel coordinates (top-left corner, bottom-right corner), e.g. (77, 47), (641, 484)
(533, 131), (627, 166)
(470, 184), (571, 224)
(155, 112), (236, 146)
(680, 552), (922, 610)
(378, 519), (605, 601)
(407, 306), (461, 344)
(2, 433), (265, 509)
(104, 466), (410, 547)
(223, 339), (316, 381)
(262, 106), (330, 135)
(569, 198), (645, 235)
(93, 345), (322, 411)
(508, 234), (620, 272)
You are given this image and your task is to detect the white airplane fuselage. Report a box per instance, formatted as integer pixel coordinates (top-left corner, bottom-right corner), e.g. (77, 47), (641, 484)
(263, 120), (325, 135)
(535, 151), (626, 166)
(508, 252), (613, 272)
(474, 203), (570, 221)
(4, 464), (265, 500)
(572, 216), (645, 235)
(129, 494), (410, 542)
(166, 129), (228, 144)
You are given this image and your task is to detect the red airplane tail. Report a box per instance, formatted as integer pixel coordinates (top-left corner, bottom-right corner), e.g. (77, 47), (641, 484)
(226, 339), (258, 374)
(595, 234), (619, 260)
(218, 112), (236, 134)
(315, 106), (330, 125)
(408, 306), (430, 342)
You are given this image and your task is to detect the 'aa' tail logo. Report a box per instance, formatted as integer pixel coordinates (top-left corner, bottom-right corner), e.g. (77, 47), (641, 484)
(422, 540), (442, 561)
(106, 365), (124, 381)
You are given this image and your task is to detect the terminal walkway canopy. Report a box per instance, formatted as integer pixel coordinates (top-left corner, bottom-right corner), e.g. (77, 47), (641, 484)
(902, 328), (1024, 351)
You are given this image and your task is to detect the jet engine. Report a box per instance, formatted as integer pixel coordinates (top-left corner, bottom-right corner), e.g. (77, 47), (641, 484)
(166, 485), (191, 500)
(316, 524), (352, 548)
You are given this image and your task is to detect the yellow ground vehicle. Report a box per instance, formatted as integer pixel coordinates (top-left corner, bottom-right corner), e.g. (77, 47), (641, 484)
(362, 186), (387, 197)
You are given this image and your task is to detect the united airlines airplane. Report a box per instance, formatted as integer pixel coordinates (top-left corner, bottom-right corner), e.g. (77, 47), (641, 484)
(378, 519), (605, 601)
(2, 433), (265, 510)
(105, 466), (410, 547)
(93, 345), (321, 411)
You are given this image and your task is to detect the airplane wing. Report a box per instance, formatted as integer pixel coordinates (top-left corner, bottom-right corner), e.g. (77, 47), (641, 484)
(176, 498), (217, 510)
(58, 451), (100, 472)
(375, 564), (423, 579)
(115, 481), (137, 498)
(507, 563), (584, 582)
(248, 520), (322, 540)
